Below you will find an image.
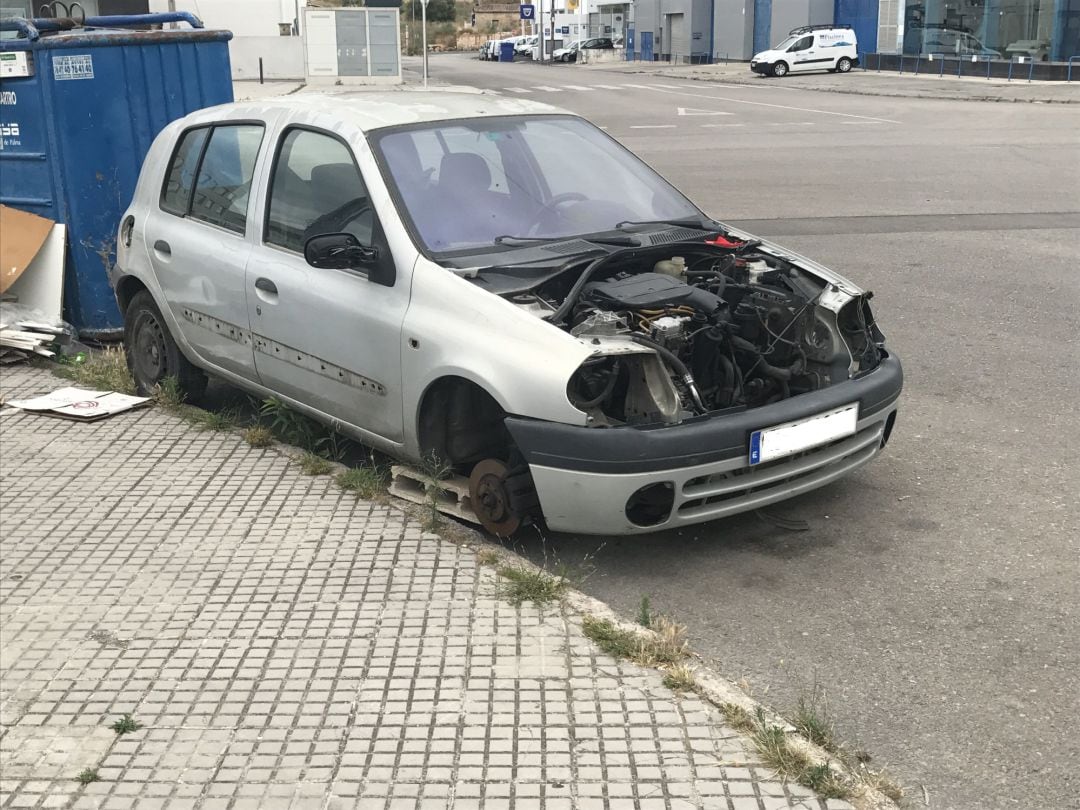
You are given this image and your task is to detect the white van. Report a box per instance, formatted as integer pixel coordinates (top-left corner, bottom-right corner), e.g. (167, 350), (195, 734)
(751, 25), (858, 77)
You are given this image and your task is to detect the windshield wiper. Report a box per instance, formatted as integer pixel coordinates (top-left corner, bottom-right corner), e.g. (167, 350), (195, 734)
(494, 233), (639, 247)
(615, 216), (714, 232)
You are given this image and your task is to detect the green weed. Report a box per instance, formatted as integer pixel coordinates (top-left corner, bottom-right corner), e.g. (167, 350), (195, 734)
(336, 466), (385, 499)
(297, 452), (334, 476)
(54, 346), (136, 395)
(75, 768), (100, 784)
(110, 714), (140, 735)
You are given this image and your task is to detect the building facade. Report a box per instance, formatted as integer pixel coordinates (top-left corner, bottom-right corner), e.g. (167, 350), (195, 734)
(626, 0), (1079, 63)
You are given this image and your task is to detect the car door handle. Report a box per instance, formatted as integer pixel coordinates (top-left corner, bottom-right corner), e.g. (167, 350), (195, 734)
(153, 239), (171, 256)
(255, 277), (278, 294)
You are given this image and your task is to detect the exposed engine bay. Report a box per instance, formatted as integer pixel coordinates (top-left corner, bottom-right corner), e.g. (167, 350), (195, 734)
(503, 238), (886, 427)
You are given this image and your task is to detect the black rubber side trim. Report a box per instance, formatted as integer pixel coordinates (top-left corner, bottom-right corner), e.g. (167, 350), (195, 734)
(505, 352), (903, 475)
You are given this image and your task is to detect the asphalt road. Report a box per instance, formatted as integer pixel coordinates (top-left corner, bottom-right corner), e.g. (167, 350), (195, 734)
(425, 54), (1080, 810)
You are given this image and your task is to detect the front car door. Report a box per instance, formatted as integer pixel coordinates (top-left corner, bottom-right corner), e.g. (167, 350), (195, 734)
(787, 34), (817, 71)
(244, 120), (412, 444)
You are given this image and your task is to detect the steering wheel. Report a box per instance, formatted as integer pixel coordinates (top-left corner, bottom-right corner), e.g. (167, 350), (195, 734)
(526, 192), (589, 237)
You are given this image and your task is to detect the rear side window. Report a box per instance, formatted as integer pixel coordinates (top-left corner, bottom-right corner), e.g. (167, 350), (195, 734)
(161, 127), (208, 216)
(160, 123), (264, 235)
(189, 125), (264, 234)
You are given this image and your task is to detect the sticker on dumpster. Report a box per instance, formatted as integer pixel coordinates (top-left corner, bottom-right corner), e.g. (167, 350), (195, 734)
(53, 54), (94, 81)
(0, 52), (32, 78)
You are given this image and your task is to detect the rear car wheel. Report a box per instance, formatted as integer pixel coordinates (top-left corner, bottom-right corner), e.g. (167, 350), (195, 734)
(124, 290), (207, 401)
(772, 61), (789, 77)
(837, 56), (853, 73)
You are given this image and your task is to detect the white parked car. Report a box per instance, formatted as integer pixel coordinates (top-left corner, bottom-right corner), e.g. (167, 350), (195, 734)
(751, 24), (859, 77)
(111, 93), (902, 535)
(515, 35), (538, 56)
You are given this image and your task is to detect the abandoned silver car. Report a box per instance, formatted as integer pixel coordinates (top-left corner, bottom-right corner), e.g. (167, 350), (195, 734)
(110, 92), (902, 535)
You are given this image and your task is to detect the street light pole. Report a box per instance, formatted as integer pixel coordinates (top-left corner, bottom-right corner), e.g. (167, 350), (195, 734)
(421, 0), (429, 86)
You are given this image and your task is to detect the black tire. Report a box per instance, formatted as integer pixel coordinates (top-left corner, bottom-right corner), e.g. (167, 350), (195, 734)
(772, 61), (789, 77)
(837, 56), (853, 73)
(124, 290), (207, 401)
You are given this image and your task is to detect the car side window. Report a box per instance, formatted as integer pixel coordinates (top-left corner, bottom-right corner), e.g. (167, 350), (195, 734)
(161, 127), (209, 216)
(789, 35), (812, 52)
(265, 128), (373, 253)
(188, 125), (265, 235)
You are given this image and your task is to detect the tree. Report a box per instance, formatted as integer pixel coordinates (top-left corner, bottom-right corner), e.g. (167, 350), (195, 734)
(404, 0), (456, 23)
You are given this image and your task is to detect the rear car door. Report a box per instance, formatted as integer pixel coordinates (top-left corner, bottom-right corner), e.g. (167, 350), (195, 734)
(244, 124), (409, 443)
(143, 122), (265, 380)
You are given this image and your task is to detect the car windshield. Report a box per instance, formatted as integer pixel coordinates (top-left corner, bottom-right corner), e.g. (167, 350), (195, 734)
(773, 35), (798, 50)
(371, 115), (703, 254)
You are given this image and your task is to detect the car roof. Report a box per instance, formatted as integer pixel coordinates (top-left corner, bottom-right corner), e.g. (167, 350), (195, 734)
(182, 91), (566, 134)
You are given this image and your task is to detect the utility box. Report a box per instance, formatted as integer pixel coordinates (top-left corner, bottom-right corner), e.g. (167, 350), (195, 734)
(304, 7), (401, 85)
(0, 13), (233, 337)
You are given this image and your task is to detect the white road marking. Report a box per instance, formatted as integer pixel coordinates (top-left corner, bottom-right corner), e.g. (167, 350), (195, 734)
(593, 84), (621, 89)
(560, 85), (594, 91)
(842, 120), (884, 125)
(532, 85), (563, 92)
(624, 83), (655, 89)
(677, 106), (733, 116)
(629, 124), (678, 129)
(503, 87), (531, 93)
(633, 85), (901, 124)
(700, 123), (745, 128)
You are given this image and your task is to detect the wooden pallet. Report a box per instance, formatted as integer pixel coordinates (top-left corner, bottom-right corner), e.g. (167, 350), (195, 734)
(388, 465), (481, 525)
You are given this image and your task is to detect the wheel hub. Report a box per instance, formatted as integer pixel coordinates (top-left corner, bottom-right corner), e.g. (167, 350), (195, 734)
(469, 459), (522, 537)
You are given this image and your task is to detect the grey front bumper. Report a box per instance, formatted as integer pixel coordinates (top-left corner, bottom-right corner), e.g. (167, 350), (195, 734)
(506, 353), (902, 535)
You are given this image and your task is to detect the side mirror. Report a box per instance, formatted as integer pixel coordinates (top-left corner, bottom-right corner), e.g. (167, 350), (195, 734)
(304, 233), (376, 270)
(303, 232), (396, 287)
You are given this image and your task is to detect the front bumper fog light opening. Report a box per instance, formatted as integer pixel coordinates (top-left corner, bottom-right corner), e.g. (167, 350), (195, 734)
(626, 481), (676, 527)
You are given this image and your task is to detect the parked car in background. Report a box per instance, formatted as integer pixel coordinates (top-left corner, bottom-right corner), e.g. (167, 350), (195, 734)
(479, 40), (497, 60)
(112, 93), (902, 536)
(555, 37), (614, 62)
(553, 39), (581, 62)
(515, 35), (538, 56)
(751, 24), (858, 77)
(907, 25), (1002, 57)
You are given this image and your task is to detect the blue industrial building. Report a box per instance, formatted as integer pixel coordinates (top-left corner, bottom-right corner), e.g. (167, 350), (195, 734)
(628, 0), (1078, 65)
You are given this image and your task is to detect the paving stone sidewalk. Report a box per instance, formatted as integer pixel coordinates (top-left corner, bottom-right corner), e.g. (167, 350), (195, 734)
(0, 364), (850, 810)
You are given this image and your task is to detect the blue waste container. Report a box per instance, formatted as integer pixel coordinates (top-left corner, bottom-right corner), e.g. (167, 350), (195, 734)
(0, 13), (233, 337)
(499, 41), (515, 62)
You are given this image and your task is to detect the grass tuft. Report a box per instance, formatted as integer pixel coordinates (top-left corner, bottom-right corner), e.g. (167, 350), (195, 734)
(497, 564), (567, 606)
(336, 466), (385, 499)
(243, 425), (274, 448)
(476, 547), (500, 566)
(581, 615), (687, 667)
(152, 376), (186, 410)
(75, 768), (100, 785)
(793, 687), (838, 753)
(721, 703), (757, 734)
(752, 707), (812, 778)
(858, 764), (904, 802)
(297, 452), (334, 476)
(803, 762), (851, 799)
(54, 346), (136, 395)
(637, 595), (652, 628)
(110, 714), (140, 735)
(185, 407), (239, 432)
(661, 663), (697, 693)
(418, 451), (453, 531)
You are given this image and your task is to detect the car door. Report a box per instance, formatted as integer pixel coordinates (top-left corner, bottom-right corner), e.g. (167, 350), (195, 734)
(143, 122), (266, 381)
(787, 34), (818, 72)
(244, 124), (409, 443)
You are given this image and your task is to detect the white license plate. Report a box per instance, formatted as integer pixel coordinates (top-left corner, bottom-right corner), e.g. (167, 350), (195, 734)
(749, 403), (859, 466)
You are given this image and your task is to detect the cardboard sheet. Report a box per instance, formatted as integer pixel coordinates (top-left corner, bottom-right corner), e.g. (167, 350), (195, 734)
(0, 206), (55, 294)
